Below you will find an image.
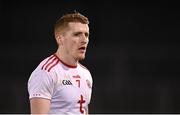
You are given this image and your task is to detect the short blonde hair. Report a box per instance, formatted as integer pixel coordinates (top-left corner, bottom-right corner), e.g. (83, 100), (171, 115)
(54, 11), (89, 36)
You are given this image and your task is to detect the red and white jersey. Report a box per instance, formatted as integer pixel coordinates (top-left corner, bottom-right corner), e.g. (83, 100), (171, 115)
(28, 54), (93, 114)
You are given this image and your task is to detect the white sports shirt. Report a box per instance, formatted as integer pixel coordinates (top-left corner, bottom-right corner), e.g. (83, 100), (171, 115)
(28, 54), (93, 114)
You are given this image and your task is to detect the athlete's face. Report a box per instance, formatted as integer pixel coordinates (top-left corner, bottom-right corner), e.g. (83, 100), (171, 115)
(62, 22), (89, 61)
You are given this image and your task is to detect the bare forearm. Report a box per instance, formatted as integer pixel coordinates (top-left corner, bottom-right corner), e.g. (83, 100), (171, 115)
(30, 98), (51, 114)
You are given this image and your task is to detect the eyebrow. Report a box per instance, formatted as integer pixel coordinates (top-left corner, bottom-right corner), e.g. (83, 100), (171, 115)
(74, 31), (89, 36)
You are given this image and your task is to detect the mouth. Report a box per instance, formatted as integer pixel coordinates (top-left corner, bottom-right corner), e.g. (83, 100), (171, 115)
(78, 46), (86, 52)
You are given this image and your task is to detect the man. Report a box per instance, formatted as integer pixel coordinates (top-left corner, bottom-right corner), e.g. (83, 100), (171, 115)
(28, 11), (93, 114)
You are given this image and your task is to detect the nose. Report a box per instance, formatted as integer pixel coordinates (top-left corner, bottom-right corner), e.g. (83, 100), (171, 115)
(81, 34), (89, 44)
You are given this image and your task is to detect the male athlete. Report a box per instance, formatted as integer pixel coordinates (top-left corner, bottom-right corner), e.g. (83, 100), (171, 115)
(28, 11), (93, 114)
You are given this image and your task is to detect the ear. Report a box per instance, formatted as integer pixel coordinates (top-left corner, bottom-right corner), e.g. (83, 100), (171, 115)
(55, 34), (64, 46)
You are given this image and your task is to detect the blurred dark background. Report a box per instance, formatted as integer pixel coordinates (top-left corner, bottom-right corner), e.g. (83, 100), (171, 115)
(0, 0), (180, 114)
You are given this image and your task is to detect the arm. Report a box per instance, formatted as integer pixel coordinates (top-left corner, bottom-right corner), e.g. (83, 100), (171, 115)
(28, 69), (54, 114)
(30, 98), (51, 114)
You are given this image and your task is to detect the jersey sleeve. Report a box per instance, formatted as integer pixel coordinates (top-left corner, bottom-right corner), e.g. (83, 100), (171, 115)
(28, 69), (54, 100)
(87, 70), (93, 88)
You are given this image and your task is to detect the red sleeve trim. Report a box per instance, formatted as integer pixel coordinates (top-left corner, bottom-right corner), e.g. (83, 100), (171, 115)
(41, 55), (59, 72)
(41, 55), (55, 70)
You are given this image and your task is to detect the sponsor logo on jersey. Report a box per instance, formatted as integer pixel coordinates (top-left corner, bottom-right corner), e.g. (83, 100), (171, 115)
(72, 75), (81, 78)
(62, 80), (73, 85)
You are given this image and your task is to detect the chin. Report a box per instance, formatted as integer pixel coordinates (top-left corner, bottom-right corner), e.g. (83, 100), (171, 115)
(77, 55), (85, 60)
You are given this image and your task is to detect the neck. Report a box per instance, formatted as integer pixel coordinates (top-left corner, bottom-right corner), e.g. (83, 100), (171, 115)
(55, 48), (78, 67)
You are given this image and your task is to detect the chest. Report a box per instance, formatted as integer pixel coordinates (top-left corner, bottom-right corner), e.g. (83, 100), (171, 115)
(52, 69), (92, 105)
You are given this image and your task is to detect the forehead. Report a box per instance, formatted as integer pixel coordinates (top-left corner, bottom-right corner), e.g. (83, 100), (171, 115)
(68, 22), (89, 32)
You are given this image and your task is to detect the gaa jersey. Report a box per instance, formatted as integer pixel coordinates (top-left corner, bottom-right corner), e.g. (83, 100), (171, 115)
(28, 54), (93, 114)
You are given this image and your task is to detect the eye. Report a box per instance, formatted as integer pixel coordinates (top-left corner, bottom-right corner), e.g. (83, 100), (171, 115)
(73, 32), (89, 38)
(85, 33), (89, 38)
(73, 32), (81, 36)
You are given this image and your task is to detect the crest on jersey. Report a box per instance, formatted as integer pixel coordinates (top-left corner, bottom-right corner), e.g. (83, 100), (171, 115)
(86, 80), (92, 88)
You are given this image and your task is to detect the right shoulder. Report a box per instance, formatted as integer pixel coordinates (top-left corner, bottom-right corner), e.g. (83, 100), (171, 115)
(29, 54), (56, 79)
(28, 55), (58, 99)
(34, 54), (60, 72)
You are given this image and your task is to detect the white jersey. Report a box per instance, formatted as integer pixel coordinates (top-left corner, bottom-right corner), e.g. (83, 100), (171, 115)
(28, 54), (93, 114)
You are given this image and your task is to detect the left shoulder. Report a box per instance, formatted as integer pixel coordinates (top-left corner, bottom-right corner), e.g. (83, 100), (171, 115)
(78, 63), (93, 84)
(78, 63), (90, 72)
